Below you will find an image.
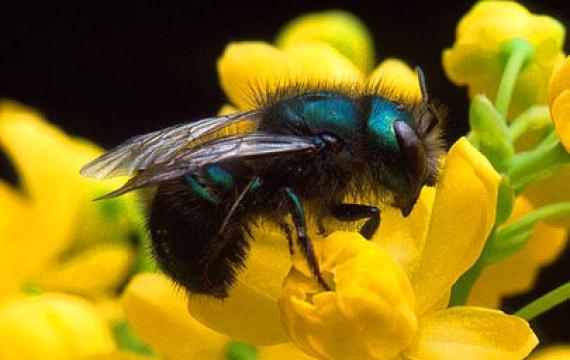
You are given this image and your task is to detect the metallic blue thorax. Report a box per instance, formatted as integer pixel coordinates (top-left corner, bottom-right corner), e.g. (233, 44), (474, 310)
(273, 92), (360, 139)
(274, 92), (413, 151)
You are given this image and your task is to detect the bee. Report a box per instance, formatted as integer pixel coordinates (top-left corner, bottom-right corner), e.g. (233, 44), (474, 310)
(81, 68), (444, 298)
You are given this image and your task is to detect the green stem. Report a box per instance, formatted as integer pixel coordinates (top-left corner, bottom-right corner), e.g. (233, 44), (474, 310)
(508, 140), (570, 192)
(483, 202), (570, 264)
(495, 38), (535, 118)
(515, 282), (570, 321)
(498, 202), (570, 240)
(449, 257), (484, 306)
(508, 105), (551, 142)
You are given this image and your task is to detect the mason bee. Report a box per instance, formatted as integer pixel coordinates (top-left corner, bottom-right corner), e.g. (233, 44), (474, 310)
(81, 68), (444, 298)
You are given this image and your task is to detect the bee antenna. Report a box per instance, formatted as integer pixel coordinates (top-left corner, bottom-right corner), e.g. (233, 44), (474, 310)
(414, 66), (429, 104)
(414, 66), (441, 133)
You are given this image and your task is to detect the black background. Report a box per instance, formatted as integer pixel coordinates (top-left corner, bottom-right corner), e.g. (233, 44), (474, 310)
(1, 0), (569, 348)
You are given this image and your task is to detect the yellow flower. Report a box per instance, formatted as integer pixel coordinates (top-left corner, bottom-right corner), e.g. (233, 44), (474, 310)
(469, 196), (568, 308)
(0, 100), (143, 300)
(0, 293), (115, 360)
(529, 346), (570, 359)
(275, 10), (375, 74)
(443, 1), (565, 117)
(0, 101), (149, 358)
(122, 272), (313, 360)
(548, 55), (570, 151)
(122, 11), (537, 359)
(122, 139), (537, 359)
(515, 57), (570, 228)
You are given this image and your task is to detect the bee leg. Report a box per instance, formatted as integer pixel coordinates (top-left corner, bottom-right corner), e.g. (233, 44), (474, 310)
(278, 222), (295, 255)
(284, 187), (330, 291)
(330, 204), (380, 240)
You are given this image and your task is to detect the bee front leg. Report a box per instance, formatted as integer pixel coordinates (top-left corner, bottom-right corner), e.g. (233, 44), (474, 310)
(330, 204), (380, 239)
(283, 187), (330, 291)
(278, 222), (295, 255)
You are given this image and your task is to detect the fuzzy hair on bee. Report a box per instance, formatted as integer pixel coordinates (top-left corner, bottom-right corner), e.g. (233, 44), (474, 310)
(81, 68), (445, 298)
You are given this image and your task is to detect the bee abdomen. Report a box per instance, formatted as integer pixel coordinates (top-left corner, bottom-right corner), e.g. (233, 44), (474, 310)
(149, 176), (248, 298)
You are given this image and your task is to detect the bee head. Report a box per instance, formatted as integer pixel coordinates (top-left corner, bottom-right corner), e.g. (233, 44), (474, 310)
(365, 87), (443, 217)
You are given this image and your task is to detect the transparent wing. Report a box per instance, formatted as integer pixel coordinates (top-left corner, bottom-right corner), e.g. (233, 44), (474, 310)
(80, 110), (262, 179)
(98, 132), (319, 199)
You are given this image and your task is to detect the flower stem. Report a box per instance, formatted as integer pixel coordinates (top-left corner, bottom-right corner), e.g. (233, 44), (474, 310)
(515, 282), (570, 321)
(495, 38), (535, 118)
(449, 257), (484, 306)
(483, 202), (570, 264)
(508, 105), (551, 142)
(508, 139), (570, 192)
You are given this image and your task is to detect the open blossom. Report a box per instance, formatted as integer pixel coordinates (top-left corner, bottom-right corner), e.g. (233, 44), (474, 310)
(122, 138), (538, 359)
(443, 0), (565, 118)
(114, 10), (542, 359)
(0, 101), (147, 359)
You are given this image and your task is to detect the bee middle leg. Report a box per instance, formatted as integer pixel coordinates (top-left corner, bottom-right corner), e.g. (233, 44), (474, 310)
(330, 203), (380, 239)
(284, 187), (330, 291)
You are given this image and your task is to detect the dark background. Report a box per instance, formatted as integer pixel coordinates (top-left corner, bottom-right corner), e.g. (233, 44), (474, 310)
(1, 0), (569, 348)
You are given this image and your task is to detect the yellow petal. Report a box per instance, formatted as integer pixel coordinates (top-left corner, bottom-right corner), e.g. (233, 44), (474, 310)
(188, 223), (290, 345)
(410, 138), (500, 315)
(442, 1), (565, 117)
(37, 244), (134, 296)
(548, 56), (570, 106)
(529, 346), (570, 360)
(279, 232), (417, 360)
(0, 100), (141, 268)
(523, 163), (570, 227)
(0, 100), (79, 262)
(217, 42), (363, 111)
(469, 197), (568, 308)
(276, 10), (374, 74)
(285, 42), (363, 84)
(0, 180), (34, 298)
(81, 352), (151, 360)
(0, 293), (115, 360)
(371, 186), (435, 275)
(258, 342), (315, 360)
(121, 273), (229, 360)
(550, 90), (570, 152)
(368, 58), (422, 103)
(405, 307), (537, 360)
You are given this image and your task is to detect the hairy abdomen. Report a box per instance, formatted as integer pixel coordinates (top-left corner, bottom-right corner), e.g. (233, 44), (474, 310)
(149, 178), (249, 298)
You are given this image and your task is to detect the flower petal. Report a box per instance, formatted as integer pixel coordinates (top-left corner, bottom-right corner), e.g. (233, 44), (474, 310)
(405, 307), (537, 360)
(0, 100), (141, 269)
(37, 244), (134, 296)
(548, 56), (570, 105)
(550, 90), (570, 152)
(0, 293), (115, 360)
(368, 58), (422, 102)
(529, 346), (570, 359)
(410, 138), (500, 315)
(442, 1), (565, 117)
(371, 186), (435, 275)
(258, 342), (314, 360)
(217, 42), (363, 111)
(276, 10), (374, 74)
(121, 273), (229, 360)
(523, 163), (570, 228)
(0, 180), (34, 298)
(187, 224), (290, 345)
(81, 352), (150, 360)
(469, 197), (568, 308)
(279, 232), (417, 360)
